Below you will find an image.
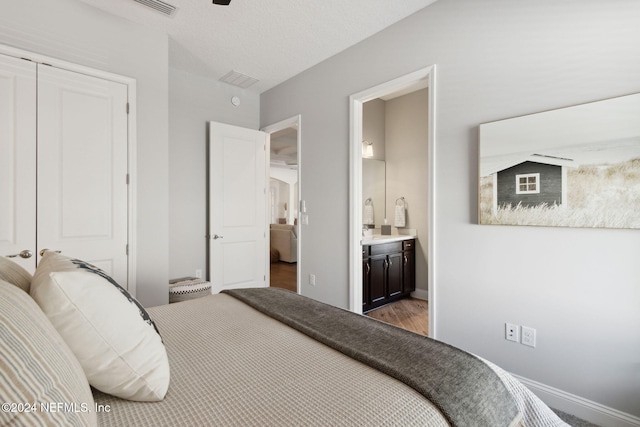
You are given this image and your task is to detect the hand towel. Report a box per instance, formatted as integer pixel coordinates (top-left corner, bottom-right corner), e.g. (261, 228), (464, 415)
(364, 204), (374, 225)
(394, 204), (405, 228)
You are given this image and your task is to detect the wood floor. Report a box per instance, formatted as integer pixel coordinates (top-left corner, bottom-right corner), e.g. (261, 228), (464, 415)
(269, 261), (428, 336)
(366, 298), (429, 336)
(269, 261), (297, 292)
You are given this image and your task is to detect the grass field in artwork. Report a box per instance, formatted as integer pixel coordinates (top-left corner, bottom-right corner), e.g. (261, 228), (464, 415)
(480, 157), (640, 229)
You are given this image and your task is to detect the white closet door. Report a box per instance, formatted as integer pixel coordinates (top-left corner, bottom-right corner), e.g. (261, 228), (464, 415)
(0, 55), (37, 272)
(37, 65), (128, 287)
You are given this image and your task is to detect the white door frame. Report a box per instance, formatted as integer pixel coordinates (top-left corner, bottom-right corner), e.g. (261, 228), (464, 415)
(349, 66), (437, 337)
(261, 115), (302, 293)
(0, 43), (138, 296)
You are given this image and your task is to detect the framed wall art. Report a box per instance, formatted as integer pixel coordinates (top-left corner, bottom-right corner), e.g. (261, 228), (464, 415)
(479, 93), (640, 229)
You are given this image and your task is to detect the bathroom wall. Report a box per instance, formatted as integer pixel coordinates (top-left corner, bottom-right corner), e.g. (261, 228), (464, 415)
(385, 88), (429, 297)
(363, 99), (386, 161)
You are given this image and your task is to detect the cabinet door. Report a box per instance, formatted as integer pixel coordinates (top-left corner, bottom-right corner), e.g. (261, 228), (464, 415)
(403, 249), (415, 293)
(0, 55), (37, 271)
(362, 259), (370, 310)
(387, 252), (403, 297)
(369, 255), (387, 305)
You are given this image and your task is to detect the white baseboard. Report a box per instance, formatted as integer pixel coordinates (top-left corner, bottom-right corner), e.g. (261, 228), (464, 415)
(411, 288), (428, 300)
(513, 374), (640, 427)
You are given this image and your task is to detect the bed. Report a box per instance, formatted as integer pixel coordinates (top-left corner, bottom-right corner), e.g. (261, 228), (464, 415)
(0, 253), (569, 427)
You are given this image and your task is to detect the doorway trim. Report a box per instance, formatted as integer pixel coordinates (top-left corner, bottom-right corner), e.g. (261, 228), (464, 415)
(348, 66), (437, 337)
(261, 115), (302, 293)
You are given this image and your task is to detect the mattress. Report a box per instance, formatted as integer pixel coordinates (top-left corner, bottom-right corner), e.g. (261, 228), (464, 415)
(94, 290), (567, 426)
(94, 293), (449, 426)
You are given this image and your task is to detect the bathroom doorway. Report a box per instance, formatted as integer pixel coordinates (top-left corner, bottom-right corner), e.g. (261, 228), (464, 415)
(348, 66), (437, 337)
(262, 116), (301, 293)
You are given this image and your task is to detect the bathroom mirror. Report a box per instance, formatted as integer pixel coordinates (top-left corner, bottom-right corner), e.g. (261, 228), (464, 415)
(362, 159), (385, 227)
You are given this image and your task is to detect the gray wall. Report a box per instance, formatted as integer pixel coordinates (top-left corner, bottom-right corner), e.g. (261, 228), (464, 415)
(168, 66), (259, 280)
(0, 0), (262, 301)
(261, 0), (640, 417)
(0, 0), (170, 307)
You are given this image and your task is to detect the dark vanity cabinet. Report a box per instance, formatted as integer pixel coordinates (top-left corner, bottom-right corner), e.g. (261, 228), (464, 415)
(363, 239), (415, 312)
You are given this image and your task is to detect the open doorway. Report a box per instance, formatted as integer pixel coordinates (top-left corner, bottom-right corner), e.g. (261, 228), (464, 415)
(262, 116), (301, 293)
(349, 66), (437, 337)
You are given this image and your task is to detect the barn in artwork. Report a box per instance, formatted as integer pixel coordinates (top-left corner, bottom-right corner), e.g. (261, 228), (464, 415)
(489, 154), (575, 213)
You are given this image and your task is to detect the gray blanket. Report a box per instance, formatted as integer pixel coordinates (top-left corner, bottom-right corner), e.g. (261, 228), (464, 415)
(224, 287), (520, 427)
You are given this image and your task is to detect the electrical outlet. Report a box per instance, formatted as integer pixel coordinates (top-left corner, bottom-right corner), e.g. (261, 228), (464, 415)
(309, 273), (316, 286)
(521, 326), (537, 348)
(505, 323), (519, 342)
(195, 269), (202, 279)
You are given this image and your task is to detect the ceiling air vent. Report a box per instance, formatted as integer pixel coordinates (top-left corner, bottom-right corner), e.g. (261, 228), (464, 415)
(132, 0), (178, 16)
(219, 70), (259, 89)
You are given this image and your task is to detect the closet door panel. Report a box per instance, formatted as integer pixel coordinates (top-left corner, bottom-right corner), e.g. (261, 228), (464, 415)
(0, 55), (37, 271)
(37, 65), (128, 286)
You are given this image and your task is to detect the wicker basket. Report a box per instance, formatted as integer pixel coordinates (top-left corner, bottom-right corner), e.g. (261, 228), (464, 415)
(168, 277), (212, 303)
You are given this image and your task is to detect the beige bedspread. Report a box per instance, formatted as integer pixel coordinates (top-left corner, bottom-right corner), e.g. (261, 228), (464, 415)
(94, 293), (450, 426)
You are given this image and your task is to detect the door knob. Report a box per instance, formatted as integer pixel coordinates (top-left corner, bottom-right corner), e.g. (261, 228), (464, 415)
(212, 234), (224, 240)
(6, 249), (33, 259)
(39, 249), (61, 256)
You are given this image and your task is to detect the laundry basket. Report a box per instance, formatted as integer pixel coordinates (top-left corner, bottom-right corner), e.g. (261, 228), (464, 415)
(168, 277), (212, 303)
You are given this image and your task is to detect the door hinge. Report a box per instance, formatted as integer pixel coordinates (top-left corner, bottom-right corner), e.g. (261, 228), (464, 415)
(126, 174), (130, 184)
(126, 244), (129, 255)
(126, 103), (130, 114)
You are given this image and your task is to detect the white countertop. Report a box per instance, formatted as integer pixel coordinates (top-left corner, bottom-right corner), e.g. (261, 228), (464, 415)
(361, 234), (416, 245)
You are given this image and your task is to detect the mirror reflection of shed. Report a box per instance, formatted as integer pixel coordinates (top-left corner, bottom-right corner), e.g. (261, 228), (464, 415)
(488, 154), (575, 213)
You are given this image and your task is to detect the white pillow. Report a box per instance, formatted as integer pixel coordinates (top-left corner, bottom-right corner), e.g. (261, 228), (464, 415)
(30, 252), (170, 402)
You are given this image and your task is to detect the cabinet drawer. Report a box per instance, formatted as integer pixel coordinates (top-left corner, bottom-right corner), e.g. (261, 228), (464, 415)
(370, 241), (402, 256)
(403, 239), (415, 250)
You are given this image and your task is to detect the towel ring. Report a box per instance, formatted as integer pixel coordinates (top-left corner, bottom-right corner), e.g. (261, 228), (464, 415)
(365, 198), (372, 206)
(395, 197), (406, 207)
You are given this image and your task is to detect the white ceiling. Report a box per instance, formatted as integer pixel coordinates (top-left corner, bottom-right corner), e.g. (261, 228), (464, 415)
(76, 0), (437, 94)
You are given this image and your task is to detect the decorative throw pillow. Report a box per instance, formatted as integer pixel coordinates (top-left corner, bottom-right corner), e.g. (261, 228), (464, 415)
(0, 256), (33, 293)
(0, 279), (97, 427)
(30, 252), (170, 402)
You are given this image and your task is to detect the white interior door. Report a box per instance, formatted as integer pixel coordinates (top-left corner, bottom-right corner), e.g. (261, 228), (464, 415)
(209, 121), (268, 293)
(37, 65), (129, 286)
(0, 55), (37, 271)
